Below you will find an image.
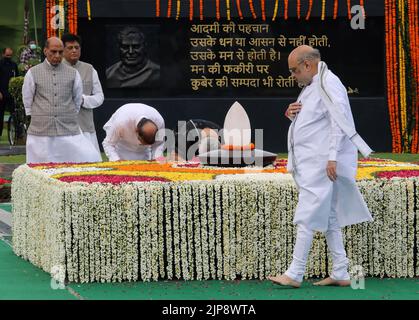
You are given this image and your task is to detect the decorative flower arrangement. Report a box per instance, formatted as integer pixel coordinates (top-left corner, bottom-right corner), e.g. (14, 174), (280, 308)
(10, 158), (419, 283)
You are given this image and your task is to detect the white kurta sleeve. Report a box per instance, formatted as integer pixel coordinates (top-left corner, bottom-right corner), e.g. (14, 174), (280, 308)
(102, 124), (122, 161)
(73, 72), (83, 112)
(22, 70), (35, 116)
(151, 141), (165, 160)
(324, 80), (349, 161)
(82, 69), (104, 109)
(328, 118), (346, 161)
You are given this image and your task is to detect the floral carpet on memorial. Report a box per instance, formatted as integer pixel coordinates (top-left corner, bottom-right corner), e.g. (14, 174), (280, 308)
(23, 157), (419, 183)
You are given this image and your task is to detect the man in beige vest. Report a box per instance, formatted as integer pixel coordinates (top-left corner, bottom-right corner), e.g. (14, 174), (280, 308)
(62, 33), (104, 158)
(22, 37), (102, 163)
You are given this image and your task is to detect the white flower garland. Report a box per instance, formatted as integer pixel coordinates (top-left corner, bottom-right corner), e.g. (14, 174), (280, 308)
(10, 164), (419, 282)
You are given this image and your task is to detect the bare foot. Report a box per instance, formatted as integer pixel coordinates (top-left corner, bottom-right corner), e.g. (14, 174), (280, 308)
(267, 274), (301, 288)
(313, 277), (351, 287)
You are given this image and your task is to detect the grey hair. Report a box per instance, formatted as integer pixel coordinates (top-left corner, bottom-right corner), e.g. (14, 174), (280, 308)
(297, 48), (321, 63)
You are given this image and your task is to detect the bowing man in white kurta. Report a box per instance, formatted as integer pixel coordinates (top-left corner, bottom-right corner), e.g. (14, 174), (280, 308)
(102, 103), (165, 161)
(22, 37), (102, 164)
(268, 46), (373, 288)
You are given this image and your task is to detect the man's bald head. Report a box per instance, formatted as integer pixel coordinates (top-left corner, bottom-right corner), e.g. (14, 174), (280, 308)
(288, 45), (321, 65)
(45, 37), (63, 49)
(288, 45), (321, 87)
(44, 37), (64, 66)
(137, 118), (158, 145)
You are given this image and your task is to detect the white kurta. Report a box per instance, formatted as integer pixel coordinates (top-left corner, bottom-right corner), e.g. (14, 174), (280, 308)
(22, 61), (102, 164)
(102, 103), (165, 161)
(287, 71), (372, 232)
(79, 67), (104, 158)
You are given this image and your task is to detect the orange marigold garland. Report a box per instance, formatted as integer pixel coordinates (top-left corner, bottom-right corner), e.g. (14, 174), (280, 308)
(333, 0), (338, 19)
(248, 0), (257, 19)
(226, 0), (231, 20)
(390, 0), (401, 151)
(306, 0), (313, 20)
(156, 0), (160, 17)
(398, 0), (408, 151)
(235, 0), (244, 20)
(297, 0), (301, 19)
(385, 0), (395, 151)
(189, 0), (193, 20)
(347, 0), (352, 20)
(46, 0), (51, 37)
(216, 0), (221, 20)
(321, 0), (326, 20)
(167, 0), (172, 18)
(409, 0), (419, 151)
(261, 0), (266, 21)
(284, 0), (288, 20)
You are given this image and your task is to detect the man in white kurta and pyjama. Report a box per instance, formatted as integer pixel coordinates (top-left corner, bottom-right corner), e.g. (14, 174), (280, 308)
(102, 103), (165, 161)
(22, 37), (101, 164)
(268, 45), (373, 288)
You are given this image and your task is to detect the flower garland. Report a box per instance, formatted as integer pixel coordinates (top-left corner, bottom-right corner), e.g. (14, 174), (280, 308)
(297, 0), (301, 19)
(45, 0), (79, 37)
(86, 0), (90, 21)
(189, 0), (193, 21)
(333, 0), (338, 19)
(46, 0), (53, 38)
(261, 0), (266, 21)
(347, 0), (352, 20)
(409, 0), (419, 152)
(248, 0), (257, 19)
(11, 163), (419, 282)
(200, 0), (204, 20)
(385, 0), (419, 153)
(321, 0), (326, 21)
(154, 0), (372, 21)
(272, 0), (279, 21)
(175, 0), (181, 20)
(167, 0), (172, 18)
(156, 0), (160, 17)
(306, 0), (313, 20)
(236, 0), (244, 20)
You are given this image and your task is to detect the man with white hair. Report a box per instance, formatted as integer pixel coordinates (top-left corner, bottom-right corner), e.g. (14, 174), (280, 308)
(22, 37), (101, 163)
(268, 45), (373, 288)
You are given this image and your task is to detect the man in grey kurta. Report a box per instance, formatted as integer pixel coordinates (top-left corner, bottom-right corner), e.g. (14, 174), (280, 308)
(62, 33), (104, 158)
(22, 37), (101, 163)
